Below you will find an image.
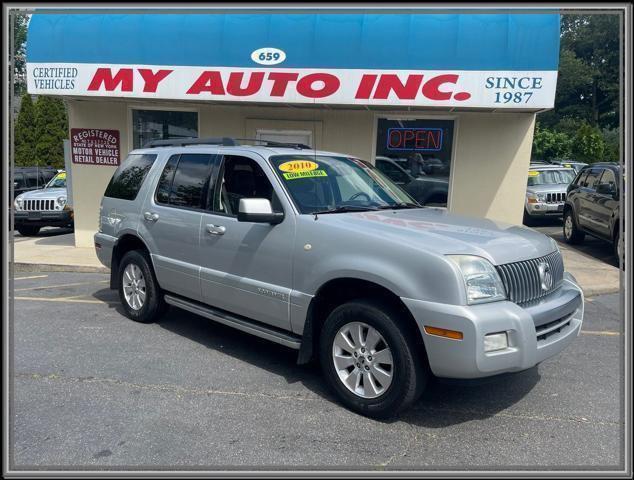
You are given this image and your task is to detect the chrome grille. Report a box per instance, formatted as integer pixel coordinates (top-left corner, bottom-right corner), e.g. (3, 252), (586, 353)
(545, 192), (566, 203)
(496, 251), (564, 305)
(23, 199), (55, 211)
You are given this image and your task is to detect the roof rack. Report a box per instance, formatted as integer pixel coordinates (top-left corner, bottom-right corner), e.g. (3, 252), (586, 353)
(234, 138), (312, 150)
(143, 137), (238, 148)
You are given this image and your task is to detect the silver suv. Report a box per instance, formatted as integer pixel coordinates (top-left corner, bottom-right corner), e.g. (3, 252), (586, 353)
(95, 138), (584, 418)
(524, 164), (577, 225)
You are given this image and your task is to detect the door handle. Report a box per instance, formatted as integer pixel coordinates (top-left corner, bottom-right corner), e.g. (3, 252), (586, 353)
(143, 211), (159, 222)
(206, 224), (226, 235)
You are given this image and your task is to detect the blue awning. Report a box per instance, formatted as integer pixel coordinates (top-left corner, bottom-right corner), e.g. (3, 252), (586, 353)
(27, 12), (560, 71)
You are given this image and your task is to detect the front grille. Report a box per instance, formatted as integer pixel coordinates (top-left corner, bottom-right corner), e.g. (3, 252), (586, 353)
(545, 192), (566, 203)
(23, 199), (56, 211)
(496, 251), (564, 305)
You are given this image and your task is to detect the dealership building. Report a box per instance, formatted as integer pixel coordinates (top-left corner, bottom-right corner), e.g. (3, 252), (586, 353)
(26, 11), (561, 248)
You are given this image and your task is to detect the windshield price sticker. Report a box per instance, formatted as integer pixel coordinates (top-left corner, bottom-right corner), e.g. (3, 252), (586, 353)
(279, 160), (319, 173)
(283, 170), (327, 180)
(528, 171), (540, 176)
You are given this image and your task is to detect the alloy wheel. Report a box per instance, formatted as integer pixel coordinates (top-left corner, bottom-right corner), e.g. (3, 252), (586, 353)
(122, 263), (147, 310)
(332, 321), (394, 399)
(564, 214), (573, 239)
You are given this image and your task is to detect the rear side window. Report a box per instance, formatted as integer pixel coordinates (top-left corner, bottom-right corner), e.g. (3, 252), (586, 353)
(104, 154), (157, 200)
(156, 153), (215, 209)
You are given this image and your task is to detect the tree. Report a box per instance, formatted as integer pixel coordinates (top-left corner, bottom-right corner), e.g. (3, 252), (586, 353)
(34, 96), (68, 168)
(571, 122), (605, 163)
(11, 12), (29, 97)
(532, 123), (572, 161)
(14, 93), (37, 166)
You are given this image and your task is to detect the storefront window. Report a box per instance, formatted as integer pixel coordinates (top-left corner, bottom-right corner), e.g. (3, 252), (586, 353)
(132, 109), (198, 149)
(375, 118), (454, 207)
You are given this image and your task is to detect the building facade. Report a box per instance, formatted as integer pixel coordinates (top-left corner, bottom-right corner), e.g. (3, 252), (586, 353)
(26, 11), (560, 247)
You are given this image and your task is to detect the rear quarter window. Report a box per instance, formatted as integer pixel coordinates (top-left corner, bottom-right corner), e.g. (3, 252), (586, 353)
(104, 153), (157, 200)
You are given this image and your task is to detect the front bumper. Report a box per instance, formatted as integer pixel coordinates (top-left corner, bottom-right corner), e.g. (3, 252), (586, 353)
(14, 209), (73, 227)
(402, 272), (584, 379)
(526, 202), (565, 216)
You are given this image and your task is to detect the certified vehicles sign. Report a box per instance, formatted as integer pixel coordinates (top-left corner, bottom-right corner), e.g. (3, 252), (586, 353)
(26, 13), (560, 109)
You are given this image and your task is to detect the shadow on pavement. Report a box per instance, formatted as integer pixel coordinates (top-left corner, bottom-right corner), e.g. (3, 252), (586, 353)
(526, 216), (618, 268)
(124, 300), (541, 427)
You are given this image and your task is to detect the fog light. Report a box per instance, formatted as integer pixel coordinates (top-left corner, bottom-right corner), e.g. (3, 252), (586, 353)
(484, 332), (508, 352)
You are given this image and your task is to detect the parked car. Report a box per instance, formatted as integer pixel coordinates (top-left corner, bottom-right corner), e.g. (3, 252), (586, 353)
(563, 162), (623, 262)
(12, 166), (58, 199)
(550, 160), (588, 174)
(375, 156), (449, 206)
(13, 171), (73, 236)
(95, 138), (584, 418)
(524, 164), (577, 225)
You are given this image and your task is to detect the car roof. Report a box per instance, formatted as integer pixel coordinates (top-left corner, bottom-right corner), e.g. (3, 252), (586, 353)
(529, 164), (575, 171)
(130, 144), (352, 159)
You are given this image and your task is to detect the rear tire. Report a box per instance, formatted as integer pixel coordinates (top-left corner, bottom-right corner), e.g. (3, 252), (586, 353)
(17, 225), (40, 236)
(319, 299), (427, 419)
(118, 250), (166, 323)
(563, 209), (585, 244)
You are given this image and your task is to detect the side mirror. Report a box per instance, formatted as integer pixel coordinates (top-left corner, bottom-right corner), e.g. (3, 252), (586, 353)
(596, 183), (616, 196)
(237, 198), (284, 224)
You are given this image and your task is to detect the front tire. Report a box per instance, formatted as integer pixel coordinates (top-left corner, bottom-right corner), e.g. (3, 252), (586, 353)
(563, 209), (585, 244)
(118, 250), (166, 323)
(319, 299), (427, 419)
(17, 225), (40, 236)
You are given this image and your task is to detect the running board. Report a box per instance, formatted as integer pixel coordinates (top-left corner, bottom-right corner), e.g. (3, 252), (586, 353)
(164, 294), (302, 350)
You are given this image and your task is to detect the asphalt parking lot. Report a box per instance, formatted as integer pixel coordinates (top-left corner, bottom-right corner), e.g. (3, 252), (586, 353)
(10, 271), (624, 470)
(530, 217), (619, 268)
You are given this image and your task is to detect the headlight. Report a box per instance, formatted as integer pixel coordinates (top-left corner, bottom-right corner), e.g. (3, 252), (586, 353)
(526, 192), (545, 203)
(56, 196), (67, 207)
(447, 255), (507, 305)
(14, 197), (23, 210)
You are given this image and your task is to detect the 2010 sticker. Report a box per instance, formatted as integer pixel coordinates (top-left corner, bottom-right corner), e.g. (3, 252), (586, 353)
(278, 160), (319, 173)
(283, 170), (327, 180)
(528, 171), (540, 176)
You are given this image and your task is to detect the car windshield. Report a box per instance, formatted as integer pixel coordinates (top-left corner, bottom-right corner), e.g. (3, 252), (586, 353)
(269, 155), (418, 214)
(46, 172), (66, 189)
(527, 169), (576, 186)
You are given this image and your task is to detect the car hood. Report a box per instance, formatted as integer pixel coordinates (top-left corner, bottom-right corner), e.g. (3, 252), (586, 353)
(526, 184), (569, 194)
(17, 187), (66, 199)
(320, 208), (556, 265)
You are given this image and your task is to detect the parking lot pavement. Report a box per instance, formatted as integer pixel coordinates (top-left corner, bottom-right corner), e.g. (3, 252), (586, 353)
(11, 271), (624, 470)
(530, 217), (618, 268)
(12, 227), (75, 245)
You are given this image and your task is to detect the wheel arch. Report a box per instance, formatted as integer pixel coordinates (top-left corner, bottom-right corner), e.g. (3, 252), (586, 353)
(297, 277), (428, 366)
(110, 234), (152, 290)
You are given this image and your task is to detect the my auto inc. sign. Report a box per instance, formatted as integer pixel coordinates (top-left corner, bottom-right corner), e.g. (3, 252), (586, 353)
(28, 65), (557, 109)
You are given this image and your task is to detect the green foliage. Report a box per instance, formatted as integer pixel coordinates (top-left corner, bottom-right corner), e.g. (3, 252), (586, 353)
(532, 124), (572, 161)
(33, 96), (68, 168)
(534, 13), (620, 163)
(12, 12), (29, 96)
(14, 93), (36, 166)
(571, 123), (605, 163)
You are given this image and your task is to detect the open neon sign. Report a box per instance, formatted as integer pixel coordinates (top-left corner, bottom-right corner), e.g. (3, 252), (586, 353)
(386, 128), (443, 152)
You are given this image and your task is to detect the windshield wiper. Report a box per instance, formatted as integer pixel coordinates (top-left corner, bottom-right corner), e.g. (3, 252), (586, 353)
(311, 205), (380, 217)
(377, 202), (421, 210)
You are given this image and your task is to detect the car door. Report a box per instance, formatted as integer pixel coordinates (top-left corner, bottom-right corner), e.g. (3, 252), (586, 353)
(198, 152), (295, 331)
(576, 167), (602, 230)
(591, 168), (619, 238)
(141, 152), (219, 302)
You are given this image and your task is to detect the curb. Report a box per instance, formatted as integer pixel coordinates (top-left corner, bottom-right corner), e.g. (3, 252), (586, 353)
(13, 262), (110, 274)
(582, 285), (621, 297)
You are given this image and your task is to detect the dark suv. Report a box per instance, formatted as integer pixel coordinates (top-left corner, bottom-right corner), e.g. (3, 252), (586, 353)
(563, 163), (623, 261)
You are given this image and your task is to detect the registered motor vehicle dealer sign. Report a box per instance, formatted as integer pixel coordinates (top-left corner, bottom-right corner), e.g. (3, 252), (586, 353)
(70, 128), (120, 166)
